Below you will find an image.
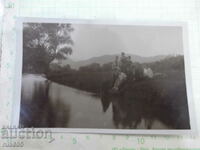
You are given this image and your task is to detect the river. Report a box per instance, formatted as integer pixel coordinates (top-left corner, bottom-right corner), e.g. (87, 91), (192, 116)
(20, 74), (169, 129)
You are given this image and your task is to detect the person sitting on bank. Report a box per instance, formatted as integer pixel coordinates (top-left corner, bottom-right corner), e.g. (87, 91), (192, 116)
(111, 52), (131, 91)
(112, 71), (127, 91)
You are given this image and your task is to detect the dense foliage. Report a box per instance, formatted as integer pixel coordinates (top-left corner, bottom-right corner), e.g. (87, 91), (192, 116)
(47, 55), (186, 94)
(23, 23), (74, 73)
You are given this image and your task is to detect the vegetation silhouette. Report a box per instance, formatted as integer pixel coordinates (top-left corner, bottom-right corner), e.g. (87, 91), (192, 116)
(23, 23), (74, 73)
(46, 55), (190, 129)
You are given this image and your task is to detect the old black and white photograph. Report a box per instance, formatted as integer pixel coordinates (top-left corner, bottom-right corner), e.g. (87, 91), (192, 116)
(16, 20), (193, 133)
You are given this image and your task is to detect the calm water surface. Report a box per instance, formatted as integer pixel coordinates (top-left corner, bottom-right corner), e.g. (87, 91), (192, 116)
(20, 74), (169, 129)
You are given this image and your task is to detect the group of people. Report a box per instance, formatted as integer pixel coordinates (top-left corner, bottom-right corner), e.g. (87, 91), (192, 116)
(111, 52), (154, 91)
(111, 52), (135, 91)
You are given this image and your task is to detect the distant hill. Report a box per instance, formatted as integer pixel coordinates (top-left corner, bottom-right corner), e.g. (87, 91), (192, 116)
(61, 54), (168, 69)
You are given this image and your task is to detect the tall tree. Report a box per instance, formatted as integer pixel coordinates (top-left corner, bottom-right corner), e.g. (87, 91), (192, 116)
(23, 23), (74, 73)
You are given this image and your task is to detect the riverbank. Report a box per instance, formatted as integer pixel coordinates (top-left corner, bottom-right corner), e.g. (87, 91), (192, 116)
(46, 70), (113, 95)
(46, 68), (190, 129)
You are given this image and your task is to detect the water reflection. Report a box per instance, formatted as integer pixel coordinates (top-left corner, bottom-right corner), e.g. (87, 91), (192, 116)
(101, 92), (156, 129)
(101, 79), (190, 129)
(20, 74), (70, 127)
(20, 74), (189, 129)
(20, 74), (114, 128)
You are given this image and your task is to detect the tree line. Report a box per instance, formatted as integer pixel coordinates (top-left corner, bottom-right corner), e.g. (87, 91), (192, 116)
(46, 55), (185, 94)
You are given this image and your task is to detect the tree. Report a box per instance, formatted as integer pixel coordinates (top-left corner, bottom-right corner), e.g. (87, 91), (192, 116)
(102, 62), (113, 72)
(23, 23), (74, 73)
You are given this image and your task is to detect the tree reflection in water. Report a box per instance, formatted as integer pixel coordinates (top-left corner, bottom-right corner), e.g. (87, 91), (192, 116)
(101, 93), (156, 129)
(20, 74), (70, 127)
(101, 79), (190, 129)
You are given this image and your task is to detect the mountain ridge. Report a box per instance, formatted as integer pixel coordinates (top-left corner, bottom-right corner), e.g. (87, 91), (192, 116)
(60, 54), (174, 69)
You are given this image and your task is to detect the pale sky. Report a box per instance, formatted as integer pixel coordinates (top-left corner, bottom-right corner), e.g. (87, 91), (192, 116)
(70, 24), (183, 61)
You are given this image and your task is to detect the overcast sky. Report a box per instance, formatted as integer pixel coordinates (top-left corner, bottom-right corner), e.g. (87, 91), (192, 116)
(70, 24), (183, 61)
